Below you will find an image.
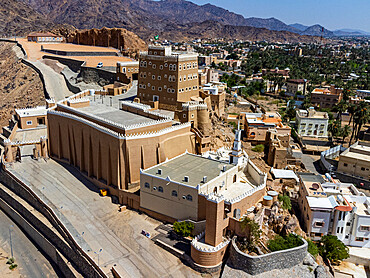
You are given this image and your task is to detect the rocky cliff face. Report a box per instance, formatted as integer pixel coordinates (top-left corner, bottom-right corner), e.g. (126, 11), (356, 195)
(64, 28), (147, 57)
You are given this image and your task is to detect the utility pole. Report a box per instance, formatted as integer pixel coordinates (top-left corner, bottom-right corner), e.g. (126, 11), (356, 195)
(9, 225), (14, 258)
(94, 249), (103, 267)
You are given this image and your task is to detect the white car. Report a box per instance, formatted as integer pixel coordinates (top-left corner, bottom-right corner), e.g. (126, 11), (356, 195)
(97, 62), (103, 68)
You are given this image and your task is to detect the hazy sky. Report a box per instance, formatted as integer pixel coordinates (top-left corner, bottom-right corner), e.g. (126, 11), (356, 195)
(190, 0), (370, 32)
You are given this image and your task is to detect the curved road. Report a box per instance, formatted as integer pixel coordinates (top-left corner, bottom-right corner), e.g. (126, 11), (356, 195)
(0, 209), (59, 278)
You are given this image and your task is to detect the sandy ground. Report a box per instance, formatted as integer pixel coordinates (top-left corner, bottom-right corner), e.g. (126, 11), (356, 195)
(0, 248), (20, 278)
(17, 38), (133, 67)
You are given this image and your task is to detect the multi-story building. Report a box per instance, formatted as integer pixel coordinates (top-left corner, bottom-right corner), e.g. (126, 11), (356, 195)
(116, 61), (139, 83)
(297, 173), (370, 247)
(244, 112), (291, 143)
(138, 45), (199, 110)
(266, 130), (302, 169)
(198, 67), (219, 86)
(286, 79), (309, 97)
(200, 83), (226, 117)
(311, 85), (343, 108)
(295, 108), (329, 138)
(337, 141), (370, 181)
(140, 131), (267, 267)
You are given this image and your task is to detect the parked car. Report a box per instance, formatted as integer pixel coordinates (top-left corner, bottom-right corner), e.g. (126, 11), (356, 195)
(97, 62), (103, 68)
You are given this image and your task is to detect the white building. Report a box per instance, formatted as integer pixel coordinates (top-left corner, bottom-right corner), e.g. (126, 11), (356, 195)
(298, 173), (370, 247)
(295, 107), (329, 138)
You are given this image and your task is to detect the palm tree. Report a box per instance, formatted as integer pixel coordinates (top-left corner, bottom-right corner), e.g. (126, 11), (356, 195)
(350, 102), (370, 144)
(341, 125), (351, 146)
(333, 100), (347, 122)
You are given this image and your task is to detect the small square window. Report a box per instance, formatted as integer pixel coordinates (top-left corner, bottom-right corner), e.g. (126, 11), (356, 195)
(26, 121), (32, 125)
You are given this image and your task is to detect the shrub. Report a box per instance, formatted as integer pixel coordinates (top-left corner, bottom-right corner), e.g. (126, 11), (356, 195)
(318, 235), (349, 265)
(251, 144), (264, 153)
(9, 264), (17, 270)
(307, 239), (319, 257)
(173, 221), (194, 237)
(268, 234), (303, 252)
(278, 194), (292, 210)
(240, 217), (262, 244)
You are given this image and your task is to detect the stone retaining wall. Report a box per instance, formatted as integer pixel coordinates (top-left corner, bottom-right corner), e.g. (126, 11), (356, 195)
(0, 196), (76, 277)
(80, 66), (116, 85)
(0, 169), (105, 278)
(228, 236), (308, 275)
(43, 55), (85, 73)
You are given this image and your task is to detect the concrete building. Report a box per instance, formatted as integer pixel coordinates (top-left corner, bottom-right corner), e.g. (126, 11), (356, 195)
(116, 61), (139, 83)
(198, 67), (219, 86)
(295, 108), (329, 138)
(266, 130), (302, 169)
(286, 79), (309, 97)
(244, 112), (291, 143)
(140, 133), (267, 267)
(356, 89), (370, 99)
(311, 85), (343, 108)
(138, 45), (199, 110)
(198, 56), (211, 66)
(15, 106), (47, 129)
(27, 32), (64, 43)
(337, 141), (370, 181)
(46, 90), (198, 205)
(200, 83), (226, 117)
(261, 68), (290, 80)
(298, 173), (370, 247)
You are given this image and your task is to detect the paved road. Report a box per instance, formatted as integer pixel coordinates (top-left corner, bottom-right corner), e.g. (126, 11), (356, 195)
(31, 60), (72, 101)
(301, 154), (322, 174)
(8, 157), (200, 278)
(0, 209), (59, 277)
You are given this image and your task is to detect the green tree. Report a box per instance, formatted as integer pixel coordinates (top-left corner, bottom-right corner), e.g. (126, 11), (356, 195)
(278, 194), (292, 210)
(307, 239), (319, 257)
(240, 217), (262, 244)
(318, 235), (349, 265)
(173, 221), (194, 237)
(268, 234), (303, 252)
(251, 144), (264, 152)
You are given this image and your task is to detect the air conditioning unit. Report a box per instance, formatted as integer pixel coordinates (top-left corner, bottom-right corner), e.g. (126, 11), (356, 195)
(203, 176), (207, 183)
(158, 169), (162, 175)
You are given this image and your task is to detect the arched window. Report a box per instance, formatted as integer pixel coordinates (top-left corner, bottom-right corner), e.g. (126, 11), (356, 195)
(187, 194), (192, 201)
(144, 182), (150, 188)
(172, 190), (178, 197)
(158, 186), (163, 193)
(250, 132), (255, 136)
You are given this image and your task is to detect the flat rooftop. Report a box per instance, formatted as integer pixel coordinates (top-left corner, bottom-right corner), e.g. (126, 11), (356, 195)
(42, 43), (118, 53)
(307, 196), (335, 209)
(144, 153), (234, 188)
(77, 102), (155, 126)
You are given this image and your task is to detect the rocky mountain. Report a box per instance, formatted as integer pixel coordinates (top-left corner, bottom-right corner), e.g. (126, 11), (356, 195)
(0, 0), (73, 36)
(333, 29), (370, 36)
(243, 17), (299, 33)
(289, 23), (309, 32)
(139, 20), (323, 44)
(18, 0), (324, 43)
(300, 24), (334, 37)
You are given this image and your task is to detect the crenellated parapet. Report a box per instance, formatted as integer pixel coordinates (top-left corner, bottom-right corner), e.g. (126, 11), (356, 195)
(182, 101), (208, 111)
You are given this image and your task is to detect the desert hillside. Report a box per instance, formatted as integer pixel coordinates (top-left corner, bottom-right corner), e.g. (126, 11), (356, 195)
(0, 42), (45, 127)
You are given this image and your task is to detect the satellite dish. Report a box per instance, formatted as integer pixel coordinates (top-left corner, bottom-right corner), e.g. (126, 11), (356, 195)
(311, 183), (320, 190)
